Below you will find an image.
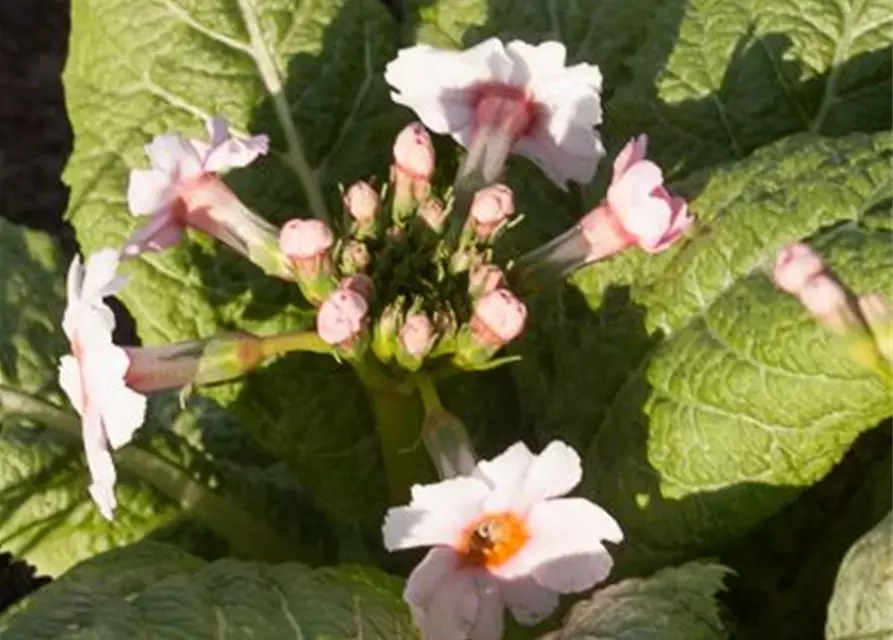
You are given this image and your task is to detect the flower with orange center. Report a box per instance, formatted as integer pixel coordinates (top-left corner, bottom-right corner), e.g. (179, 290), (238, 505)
(57, 249), (147, 520)
(385, 38), (605, 189)
(382, 440), (623, 640)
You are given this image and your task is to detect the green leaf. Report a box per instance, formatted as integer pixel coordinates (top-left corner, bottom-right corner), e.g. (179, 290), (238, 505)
(0, 219), (324, 575)
(825, 511), (893, 640)
(607, 0), (892, 181)
(545, 562), (731, 639)
(515, 132), (893, 575)
(0, 541), (416, 638)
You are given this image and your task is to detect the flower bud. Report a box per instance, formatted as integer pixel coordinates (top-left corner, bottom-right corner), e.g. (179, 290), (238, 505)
(391, 122), (435, 220)
(454, 288), (527, 369)
(343, 181), (380, 237)
(279, 218), (337, 305)
(396, 312), (436, 371)
(858, 294), (893, 364)
(773, 243), (824, 295)
(372, 298), (404, 364)
(317, 279), (371, 358)
(468, 263), (506, 299)
(468, 184), (514, 241)
(418, 197), (447, 233)
(339, 239), (371, 275)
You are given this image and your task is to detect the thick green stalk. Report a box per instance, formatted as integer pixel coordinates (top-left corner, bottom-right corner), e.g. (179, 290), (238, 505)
(0, 386), (301, 564)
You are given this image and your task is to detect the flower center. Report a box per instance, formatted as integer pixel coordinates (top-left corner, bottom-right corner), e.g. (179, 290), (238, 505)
(458, 512), (529, 568)
(469, 82), (541, 141)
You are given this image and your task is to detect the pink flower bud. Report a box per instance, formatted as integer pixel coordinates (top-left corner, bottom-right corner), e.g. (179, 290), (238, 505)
(604, 135), (692, 254)
(400, 313), (435, 358)
(773, 243), (825, 295)
(469, 184), (514, 240)
(798, 275), (850, 326)
(418, 197), (447, 232)
(393, 122), (435, 181)
(471, 288), (527, 347)
(343, 181), (380, 227)
(342, 273), (374, 301)
(469, 263), (506, 298)
(317, 287), (369, 346)
(279, 219), (334, 262)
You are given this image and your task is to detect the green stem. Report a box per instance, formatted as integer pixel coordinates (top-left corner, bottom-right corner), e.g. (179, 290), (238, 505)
(259, 330), (331, 358)
(414, 372), (478, 479)
(355, 375), (434, 502)
(0, 386), (299, 564)
(415, 371), (443, 415)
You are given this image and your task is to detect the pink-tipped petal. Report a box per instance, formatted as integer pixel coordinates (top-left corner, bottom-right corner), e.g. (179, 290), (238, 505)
(773, 243), (825, 295)
(127, 169), (173, 216)
(383, 476), (489, 550)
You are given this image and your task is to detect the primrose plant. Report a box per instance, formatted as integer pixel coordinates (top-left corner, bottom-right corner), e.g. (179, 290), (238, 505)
(49, 33), (891, 640)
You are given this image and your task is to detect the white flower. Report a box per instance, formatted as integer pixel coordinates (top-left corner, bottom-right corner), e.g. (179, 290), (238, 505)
(124, 117), (269, 256)
(385, 39), (604, 189)
(57, 249), (147, 520)
(383, 440), (622, 639)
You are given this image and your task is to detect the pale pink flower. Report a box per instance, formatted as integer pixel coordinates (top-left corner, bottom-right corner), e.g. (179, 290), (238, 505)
(57, 249), (147, 520)
(602, 134), (692, 254)
(471, 289), (527, 348)
(317, 280), (370, 346)
(470, 184), (514, 240)
(385, 38), (604, 189)
(124, 117), (269, 257)
(383, 440), (622, 639)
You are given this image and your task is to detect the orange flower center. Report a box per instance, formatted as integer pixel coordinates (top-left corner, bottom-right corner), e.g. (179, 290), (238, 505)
(457, 512), (530, 568)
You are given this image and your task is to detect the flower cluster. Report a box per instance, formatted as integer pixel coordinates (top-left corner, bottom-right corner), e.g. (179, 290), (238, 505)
(55, 36), (705, 639)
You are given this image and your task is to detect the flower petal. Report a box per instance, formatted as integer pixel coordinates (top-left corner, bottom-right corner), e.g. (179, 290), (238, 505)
(504, 40), (567, 85)
(122, 210), (184, 257)
(83, 344), (147, 450)
(405, 548), (483, 640)
(512, 440), (582, 512)
(500, 576), (559, 626)
(81, 408), (117, 521)
(58, 355), (84, 416)
(127, 168), (173, 215)
(383, 475), (489, 550)
(492, 497), (622, 592)
(81, 249), (126, 302)
(513, 125), (603, 189)
(469, 577), (504, 640)
(612, 134), (649, 181)
(474, 440), (534, 497)
(203, 132), (270, 173)
(144, 132), (203, 180)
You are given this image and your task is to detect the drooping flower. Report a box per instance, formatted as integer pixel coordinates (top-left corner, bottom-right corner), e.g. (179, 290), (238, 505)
(57, 249), (147, 520)
(385, 38), (604, 189)
(383, 440), (622, 640)
(123, 117), (288, 276)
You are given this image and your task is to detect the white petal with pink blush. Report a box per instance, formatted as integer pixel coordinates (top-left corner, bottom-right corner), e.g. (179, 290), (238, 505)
(382, 440), (622, 639)
(385, 38), (605, 189)
(58, 250), (147, 520)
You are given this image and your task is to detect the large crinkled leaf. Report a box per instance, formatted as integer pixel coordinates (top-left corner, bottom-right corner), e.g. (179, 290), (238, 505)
(0, 219), (324, 575)
(607, 0), (893, 181)
(0, 541), (415, 638)
(825, 511), (893, 640)
(514, 132), (893, 575)
(544, 562), (731, 639)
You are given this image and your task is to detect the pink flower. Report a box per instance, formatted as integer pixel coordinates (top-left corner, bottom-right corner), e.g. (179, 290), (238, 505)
(773, 243), (825, 295)
(400, 313), (436, 358)
(383, 440), (622, 639)
(279, 219), (334, 267)
(469, 184), (515, 240)
(343, 180), (381, 228)
(57, 250), (147, 520)
(385, 39), (604, 189)
(391, 123), (436, 215)
(124, 117), (269, 257)
(472, 289), (527, 348)
(600, 134), (692, 254)
(317, 278), (371, 347)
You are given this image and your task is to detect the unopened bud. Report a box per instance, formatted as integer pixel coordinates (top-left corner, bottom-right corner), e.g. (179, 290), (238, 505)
(391, 122), (435, 220)
(454, 289), (527, 369)
(372, 299), (404, 364)
(279, 218), (337, 305)
(340, 240), (371, 275)
(418, 197), (447, 233)
(773, 243), (824, 295)
(468, 184), (514, 241)
(317, 280), (371, 358)
(343, 181), (380, 237)
(396, 312), (435, 371)
(858, 294), (893, 364)
(468, 263), (506, 299)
